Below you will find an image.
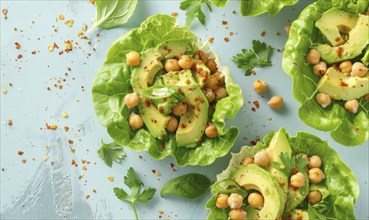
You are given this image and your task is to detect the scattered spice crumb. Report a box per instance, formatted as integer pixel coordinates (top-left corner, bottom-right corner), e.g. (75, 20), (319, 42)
(275, 31), (280, 36)
(15, 42), (21, 49)
(64, 126), (70, 132)
(171, 12), (178, 17)
(64, 40), (73, 52)
(22, 159), (27, 164)
(86, 194), (90, 199)
(82, 24), (88, 31)
(267, 117), (273, 121)
(208, 37), (214, 43)
(70, 147), (75, 153)
(152, 169), (161, 176)
(48, 45), (54, 52)
(68, 139), (73, 144)
(260, 31), (266, 36)
(2, 88), (7, 94)
(31, 51), (37, 55)
(7, 119), (13, 126)
(224, 37), (230, 42)
(222, 20), (228, 25)
(89, 0), (95, 4)
(17, 54), (23, 59)
(65, 20), (74, 27)
(59, 15), (65, 20)
(93, 189), (96, 193)
(46, 124), (57, 130)
(2, 8), (8, 19)
(230, 32), (234, 36)
(43, 155), (48, 161)
(62, 112), (69, 118)
(108, 176), (114, 182)
(18, 151), (24, 156)
(82, 166), (87, 171)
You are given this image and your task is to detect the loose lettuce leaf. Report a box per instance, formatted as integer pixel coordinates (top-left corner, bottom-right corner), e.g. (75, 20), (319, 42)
(92, 14), (243, 166)
(282, 0), (369, 146)
(240, 0), (299, 16)
(207, 128), (359, 219)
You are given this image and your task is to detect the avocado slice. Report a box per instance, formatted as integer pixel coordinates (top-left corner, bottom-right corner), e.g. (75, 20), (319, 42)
(314, 14), (369, 64)
(131, 49), (171, 139)
(192, 61), (211, 88)
(230, 164), (286, 220)
(163, 70), (209, 147)
(315, 8), (358, 47)
(317, 67), (369, 100)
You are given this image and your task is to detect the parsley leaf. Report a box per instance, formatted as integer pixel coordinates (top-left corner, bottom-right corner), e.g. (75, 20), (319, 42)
(114, 167), (156, 220)
(97, 140), (126, 167)
(180, 0), (212, 26)
(272, 152), (308, 177)
(232, 40), (274, 75)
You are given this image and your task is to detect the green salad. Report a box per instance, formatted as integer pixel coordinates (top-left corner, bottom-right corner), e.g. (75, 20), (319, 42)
(206, 128), (359, 220)
(92, 14), (243, 166)
(282, 0), (369, 146)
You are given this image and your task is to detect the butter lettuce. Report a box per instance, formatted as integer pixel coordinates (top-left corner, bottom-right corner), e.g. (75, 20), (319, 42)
(206, 128), (359, 219)
(282, 0), (369, 146)
(240, 0), (299, 16)
(92, 14), (243, 166)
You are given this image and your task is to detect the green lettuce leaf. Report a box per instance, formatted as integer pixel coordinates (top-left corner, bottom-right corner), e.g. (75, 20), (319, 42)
(282, 0), (369, 146)
(206, 128), (359, 219)
(240, 0), (299, 16)
(92, 14), (243, 166)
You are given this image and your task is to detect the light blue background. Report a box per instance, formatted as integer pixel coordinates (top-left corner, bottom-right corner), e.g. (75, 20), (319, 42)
(1, 0), (368, 219)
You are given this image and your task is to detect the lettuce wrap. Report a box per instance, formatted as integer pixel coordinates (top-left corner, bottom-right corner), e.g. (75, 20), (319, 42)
(206, 128), (359, 219)
(92, 14), (243, 166)
(282, 0), (369, 146)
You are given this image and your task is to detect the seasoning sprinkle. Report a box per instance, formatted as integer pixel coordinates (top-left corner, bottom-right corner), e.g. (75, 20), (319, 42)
(108, 176), (114, 182)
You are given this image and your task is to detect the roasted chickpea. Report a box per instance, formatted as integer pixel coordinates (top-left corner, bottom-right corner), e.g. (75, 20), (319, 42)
(363, 94), (369, 101)
(214, 71), (225, 86)
(313, 61), (327, 75)
(178, 55), (193, 70)
(206, 58), (218, 74)
(228, 209), (247, 220)
(214, 87), (228, 101)
(308, 190), (322, 205)
(126, 51), (141, 67)
(227, 193), (243, 209)
(166, 117), (178, 133)
(339, 60), (352, 74)
(216, 194), (229, 208)
(202, 87), (215, 103)
(306, 49), (321, 65)
(194, 51), (208, 63)
(165, 59), (181, 72)
(254, 150), (270, 166)
(344, 99), (359, 113)
(248, 192), (264, 209)
(308, 155), (322, 169)
(351, 62), (368, 77)
(308, 168), (325, 184)
(253, 80), (268, 94)
(205, 123), (218, 138)
(205, 75), (219, 90)
(172, 102), (188, 116)
(267, 96), (284, 110)
(128, 113), (144, 130)
(316, 93), (331, 108)
(241, 157), (254, 165)
(290, 172), (305, 188)
(124, 93), (139, 109)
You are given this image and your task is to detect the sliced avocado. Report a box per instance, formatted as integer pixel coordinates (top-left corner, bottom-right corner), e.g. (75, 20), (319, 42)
(317, 67), (369, 100)
(163, 70), (209, 147)
(315, 8), (358, 46)
(230, 164), (286, 220)
(158, 41), (189, 59)
(315, 14), (369, 64)
(131, 48), (170, 139)
(192, 61), (211, 88)
(283, 209), (309, 220)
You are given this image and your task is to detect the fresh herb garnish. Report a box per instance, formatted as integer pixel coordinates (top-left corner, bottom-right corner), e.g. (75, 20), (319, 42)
(272, 152), (308, 177)
(97, 140), (126, 167)
(114, 167), (156, 220)
(180, 0), (212, 26)
(141, 85), (185, 102)
(232, 40), (274, 76)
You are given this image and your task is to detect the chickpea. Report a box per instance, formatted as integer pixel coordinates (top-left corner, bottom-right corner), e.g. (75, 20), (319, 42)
(205, 75), (219, 90)
(124, 93), (139, 109)
(205, 123), (218, 138)
(339, 60), (352, 74)
(254, 150), (270, 166)
(202, 87), (215, 103)
(178, 55), (193, 70)
(128, 113), (144, 130)
(228, 209), (247, 220)
(253, 80), (268, 94)
(214, 87), (228, 101)
(363, 94), (369, 101)
(247, 192), (264, 209)
(351, 62), (368, 77)
(126, 51), (141, 67)
(166, 117), (178, 133)
(316, 93), (331, 108)
(308, 155), (322, 169)
(290, 172), (305, 188)
(216, 194), (229, 208)
(214, 71), (225, 86)
(313, 61), (327, 75)
(306, 49), (321, 65)
(308, 168), (325, 184)
(227, 193), (244, 209)
(344, 99), (359, 113)
(206, 58), (218, 74)
(165, 59), (181, 72)
(193, 51), (208, 64)
(172, 102), (188, 116)
(241, 157), (254, 165)
(267, 96), (284, 110)
(308, 190), (322, 205)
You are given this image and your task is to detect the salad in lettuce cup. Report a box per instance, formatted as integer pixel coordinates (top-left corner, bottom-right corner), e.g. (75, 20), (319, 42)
(206, 128), (359, 219)
(92, 14), (243, 166)
(282, 0), (369, 146)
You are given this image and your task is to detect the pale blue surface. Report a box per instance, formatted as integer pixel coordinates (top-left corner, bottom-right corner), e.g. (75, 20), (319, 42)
(0, 0), (368, 219)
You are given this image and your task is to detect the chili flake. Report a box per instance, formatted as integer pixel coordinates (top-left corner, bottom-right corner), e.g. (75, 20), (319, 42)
(64, 126), (70, 132)
(260, 31), (266, 36)
(89, 0), (95, 4)
(86, 194), (90, 199)
(65, 20), (74, 27)
(222, 20), (228, 25)
(208, 37), (214, 43)
(15, 42), (21, 49)
(2, 8), (8, 19)
(224, 37), (230, 42)
(171, 12), (178, 17)
(68, 139), (73, 144)
(17, 54), (23, 59)
(21, 159), (27, 164)
(82, 24), (88, 31)
(107, 176), (114, 182)
(70, 147), (75, 153)
(152, 169), (161, 176)
(64, 40), (73, 52)
(7, 119), (12, 125)
(18, 151), (24, 156)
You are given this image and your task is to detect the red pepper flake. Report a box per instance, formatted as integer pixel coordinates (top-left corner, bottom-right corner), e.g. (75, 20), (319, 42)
(15, 42), (21, 49)
(180, 123), (187, 128)
(340, 81), (348, 87)
(17, 54), (23, 59)
(18, 151), (24, 156)
(251, 107), (256, 112)
(260, 31), (266, 36)
(68, 139), (74, 144)
(230, 32), (234, 36)
(250, 140), (257, 145)
(171, 12), (178, 17)
(53, 43), (59, 49)
(151, 169), (161, 176)
(144, 100), (152, 107)
(208, 37), (214, 43)
(64, 126), (70, 132)
(222, 20), (228, 25)
(224, 37), (230, 42)
(31, 51), (36, 55)
(86, 194), (90, 199)
(59, 50), (64, 55)
(7, 119), (13, 125)
(253, 100), (260, 109)
(70, 147), (75, 153)
(337, 47), (344, 58)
